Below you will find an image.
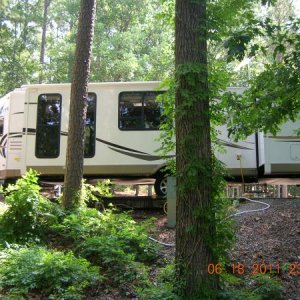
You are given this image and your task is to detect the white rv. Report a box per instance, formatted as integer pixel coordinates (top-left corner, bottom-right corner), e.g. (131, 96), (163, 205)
(217, 88), (300, 179)
(0, 82), (299, 196)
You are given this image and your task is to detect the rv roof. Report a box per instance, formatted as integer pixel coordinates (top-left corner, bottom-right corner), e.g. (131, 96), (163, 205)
(21, 81), (161, 89)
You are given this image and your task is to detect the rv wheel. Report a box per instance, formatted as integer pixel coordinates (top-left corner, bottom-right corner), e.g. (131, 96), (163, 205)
(154, 174), (168, 197)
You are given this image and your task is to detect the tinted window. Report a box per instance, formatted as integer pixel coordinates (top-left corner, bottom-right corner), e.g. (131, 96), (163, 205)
(84, 93), (96, 158)
(36, 94), (61, 158)
(119, 91), (163, 130)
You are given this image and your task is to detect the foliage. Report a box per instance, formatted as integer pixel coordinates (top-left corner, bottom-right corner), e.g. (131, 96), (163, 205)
(0, 169), (62, 244)
(78, 236), (150, 287)
(222, 65), (300, 140)
(90, 0), (174, 82)
(0, 245), (101, 299)
(251, 274), (284, 299)
(288, 185), (300, 197)
(212, 162), (236, 263)
(81, 179), (112, 205)
(52, 207), (159, 261)
(0, 0), (41, 95)
(52, 207), (105, 240)
(219, 273), (284, 300)
(0, 170), (161, 297)
(156, 78), (176, 175)
(0, 0), (174, 96)
(222, 16), (300, 139)
(136, 263), (180, 300)
(51, 206), (159, 287)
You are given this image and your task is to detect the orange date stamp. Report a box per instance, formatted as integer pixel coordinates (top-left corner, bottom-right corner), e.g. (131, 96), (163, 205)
(207, 262), (300, 275)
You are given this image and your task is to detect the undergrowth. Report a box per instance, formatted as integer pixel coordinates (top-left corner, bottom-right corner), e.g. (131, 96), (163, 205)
(0, 170), (285, 299)
(51, 207), (159, 288)
(136, 263), (180, 300)
(0, 170), (161, 299)
(219, 273), (284, 300)
(0, 245), (100, 299)
(0, 170), (62, 244)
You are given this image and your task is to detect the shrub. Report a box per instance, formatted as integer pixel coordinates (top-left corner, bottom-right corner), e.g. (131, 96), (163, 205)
(97, 209), (159, 262)
(51, 207), (103, 241)
(80, 179), (112, 207)
(52, 207), (159, 262)
(136, 264), (179, 300)
(0, 245), (101, 299)
(78, 235), (149, 286)
(51, 207), (159, 288)
(0, 170), (62, 244)
(251, 274), (284, 300)
(219, 273), (284, 300)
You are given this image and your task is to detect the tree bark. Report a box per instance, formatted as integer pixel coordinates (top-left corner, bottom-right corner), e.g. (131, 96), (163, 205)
(175, 0), (218, 297)
(63, 0), (96, 209)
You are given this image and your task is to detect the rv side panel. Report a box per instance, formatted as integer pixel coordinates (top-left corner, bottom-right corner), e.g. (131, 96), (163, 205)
(263, 119), (300, 175)
(23, 82), (166, 178)
(0, 89), (25, 179)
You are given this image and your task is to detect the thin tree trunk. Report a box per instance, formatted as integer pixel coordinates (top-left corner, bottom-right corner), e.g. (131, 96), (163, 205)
(175, 0), (218, 298)
(63, 0), (96, 209)
(39, 0), (51, 83)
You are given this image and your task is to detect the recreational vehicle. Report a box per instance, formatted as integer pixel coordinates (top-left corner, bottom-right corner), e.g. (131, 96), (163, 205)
(0, 82), (299, 196)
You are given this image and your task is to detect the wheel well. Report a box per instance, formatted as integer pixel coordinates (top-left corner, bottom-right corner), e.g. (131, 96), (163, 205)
(154, 167), (169, 179)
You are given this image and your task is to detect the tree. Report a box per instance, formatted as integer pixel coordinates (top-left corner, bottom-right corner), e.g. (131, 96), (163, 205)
(41, 0), (173, 84)
(62, 0), (96, 209)
(90, 0), (173, 82)
(0, 0), (41, 95)
(42, 0), (81, 83)
(223, 12), (300, 139)
(175, 0), (217, 298)
(158, 0), (299, 298)
(39, 0), (52, 83)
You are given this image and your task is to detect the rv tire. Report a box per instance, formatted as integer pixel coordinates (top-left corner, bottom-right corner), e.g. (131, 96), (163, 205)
(154, 174), (168, 197)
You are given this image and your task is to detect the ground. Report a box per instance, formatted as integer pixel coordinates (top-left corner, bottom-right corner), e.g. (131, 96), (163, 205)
(230, 198), (300, 300)
(143, 198), (300, 300)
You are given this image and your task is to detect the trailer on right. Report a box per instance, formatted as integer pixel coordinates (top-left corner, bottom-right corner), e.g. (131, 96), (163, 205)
(215, 88), (300, 183)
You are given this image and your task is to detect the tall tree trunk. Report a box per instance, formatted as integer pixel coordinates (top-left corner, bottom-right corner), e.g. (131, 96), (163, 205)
(39, 0), (51, 83)
(63, 0), (96, 209)
(175, 0), (218, 298)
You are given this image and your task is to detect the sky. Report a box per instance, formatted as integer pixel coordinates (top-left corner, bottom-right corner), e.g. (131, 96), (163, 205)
(294, 0), (300, 15)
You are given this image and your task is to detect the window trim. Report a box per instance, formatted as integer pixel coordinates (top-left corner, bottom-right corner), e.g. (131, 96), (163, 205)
(118, 91), (163, 131)
(35, 93), (62, 159)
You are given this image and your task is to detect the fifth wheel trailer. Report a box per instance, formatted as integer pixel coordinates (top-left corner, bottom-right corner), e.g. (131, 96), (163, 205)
(0, 82), (299, 196)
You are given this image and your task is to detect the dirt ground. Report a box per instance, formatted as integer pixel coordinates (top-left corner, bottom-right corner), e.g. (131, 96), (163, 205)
(230, 198), (300, 300)
(143, 198), (300, 300)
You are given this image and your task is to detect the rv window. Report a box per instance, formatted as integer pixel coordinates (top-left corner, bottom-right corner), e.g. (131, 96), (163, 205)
(84, 93), (96, 158)
(36, 94), (62, 158)
(119, 91), (163, 130)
